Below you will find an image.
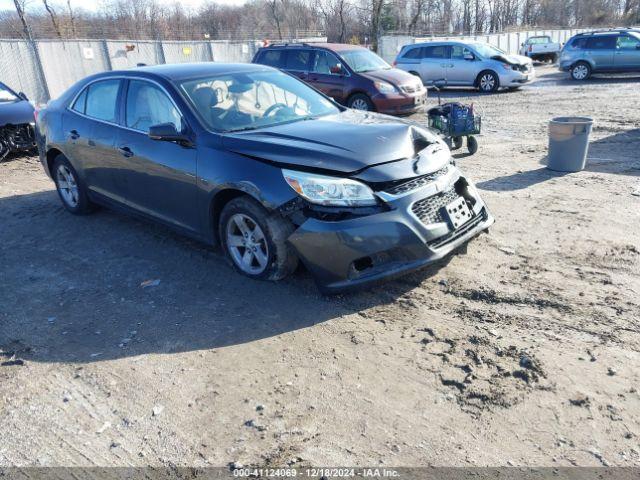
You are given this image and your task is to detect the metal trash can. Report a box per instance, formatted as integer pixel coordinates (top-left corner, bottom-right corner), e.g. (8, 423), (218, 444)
(547, 117), (593, 172)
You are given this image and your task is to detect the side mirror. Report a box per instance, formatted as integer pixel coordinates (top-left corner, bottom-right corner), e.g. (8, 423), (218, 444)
(148, 123), (192, 146)
(330, 64), (344, 75)
(18, 92), (28, 101)
(463, 53), (475, 61)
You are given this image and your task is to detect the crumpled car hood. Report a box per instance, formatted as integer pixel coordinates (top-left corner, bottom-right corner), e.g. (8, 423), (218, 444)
(491, 54), (532, 66)
(222, 109), (447, 180)
(0, 100), (34, 126)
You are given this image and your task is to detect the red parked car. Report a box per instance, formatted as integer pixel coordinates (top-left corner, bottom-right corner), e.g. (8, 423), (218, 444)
(252, 43), (426, 115)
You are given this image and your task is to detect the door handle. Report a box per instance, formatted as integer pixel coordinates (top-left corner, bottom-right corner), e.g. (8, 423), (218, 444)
(69, 129), (79, 140)
(118, 146), (134, 158)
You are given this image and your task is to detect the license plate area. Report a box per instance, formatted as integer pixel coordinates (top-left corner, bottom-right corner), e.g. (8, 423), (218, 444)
(444, 196), (473, 229)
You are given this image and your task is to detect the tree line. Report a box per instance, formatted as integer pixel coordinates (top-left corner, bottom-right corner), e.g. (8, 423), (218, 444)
(1, 0), (639, 46)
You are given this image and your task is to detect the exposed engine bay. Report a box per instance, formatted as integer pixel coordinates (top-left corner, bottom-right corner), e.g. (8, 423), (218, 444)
(0, 123), (36, 160)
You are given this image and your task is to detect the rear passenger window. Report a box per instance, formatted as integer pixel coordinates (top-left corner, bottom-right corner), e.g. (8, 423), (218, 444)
(402, 47), (423, 59)
(259, 50), (284, 68)
(285, 50), (310, 70)
(71, 88), (87, 114)
(423, 46), (447, 59)
(84, 80), (120, 123)
(586, 36), (616, 50)
(570, 38), (588, 49)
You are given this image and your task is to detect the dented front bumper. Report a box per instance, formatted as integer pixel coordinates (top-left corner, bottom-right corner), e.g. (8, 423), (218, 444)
(287, 166), (494, 293)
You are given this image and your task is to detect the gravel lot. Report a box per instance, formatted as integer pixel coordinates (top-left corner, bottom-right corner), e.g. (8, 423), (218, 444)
(1, 64), (639, 468)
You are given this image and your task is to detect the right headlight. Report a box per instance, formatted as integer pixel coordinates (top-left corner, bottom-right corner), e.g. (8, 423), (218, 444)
(282, 169), (377, 207)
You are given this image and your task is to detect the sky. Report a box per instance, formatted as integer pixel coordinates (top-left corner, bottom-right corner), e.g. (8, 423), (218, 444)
(0, 0), (247, 14)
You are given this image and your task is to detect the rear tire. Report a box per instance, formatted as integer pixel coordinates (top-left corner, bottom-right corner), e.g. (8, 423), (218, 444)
(467, 136), (478, 155)
(477, 71), (499, 93)
(347, 93), (375, 112)
(219, 196), (298, 281)
(570, 61), (591, 81)
(52, 154), (94, 215)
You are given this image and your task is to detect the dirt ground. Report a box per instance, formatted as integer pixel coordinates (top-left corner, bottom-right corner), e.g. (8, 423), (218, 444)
(1, 64), (639, 469)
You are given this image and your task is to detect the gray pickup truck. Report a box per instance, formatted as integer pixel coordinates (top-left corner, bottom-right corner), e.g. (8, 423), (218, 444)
(519, 35), (561, 62)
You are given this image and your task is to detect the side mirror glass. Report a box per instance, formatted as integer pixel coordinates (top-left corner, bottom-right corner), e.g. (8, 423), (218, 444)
(18, 92), (28, 101)
(148, 123), (191, 146)
(330, 64), (343, 75)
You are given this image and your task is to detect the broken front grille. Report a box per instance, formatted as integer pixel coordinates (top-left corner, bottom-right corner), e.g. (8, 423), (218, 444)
(0, 123), (35, 159)
(384, 166), (448, 196)
(411, 187), (459, 225)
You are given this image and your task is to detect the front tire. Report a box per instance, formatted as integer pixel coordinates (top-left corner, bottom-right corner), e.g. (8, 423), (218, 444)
(477, 71), (499, 93)
(347, 93), (375, 111)
(52, 154), (94, 215)
(219, 196), (298, 281)
(570, 61), (591, 81)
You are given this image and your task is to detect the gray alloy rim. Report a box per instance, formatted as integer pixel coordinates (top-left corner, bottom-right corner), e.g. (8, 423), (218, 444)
(572, 64), (588, 80)
(351, 98), (370, 110)
(226, 213), (269, 275)
(56, 164), (79, 208)
(479, 74), (496, 91)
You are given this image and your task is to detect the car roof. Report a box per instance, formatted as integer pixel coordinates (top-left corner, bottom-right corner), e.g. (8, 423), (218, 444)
(83, 63), (272, 84)
(410, 40), (472, 48)
(265, 42), (365, 52)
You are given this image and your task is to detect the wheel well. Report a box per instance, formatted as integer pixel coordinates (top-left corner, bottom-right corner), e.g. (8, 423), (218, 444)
(46, 148), (63, 176)
(346, 91), (375, 111)
(475, 69), (499, 87)
(210, 189), (248, 244)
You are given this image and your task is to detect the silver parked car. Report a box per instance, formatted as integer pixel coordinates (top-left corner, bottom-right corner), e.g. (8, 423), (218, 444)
(559, 30), (640, 80)
(394, 41), (534, 92)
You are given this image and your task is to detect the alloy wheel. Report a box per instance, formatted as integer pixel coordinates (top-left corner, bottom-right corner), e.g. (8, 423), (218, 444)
(572, 64), (588, 80)
(225, 213), (269, 275)
(479, 74), (496, 92)
(350, 98), (370, 110)
(56, 164), (79, 208)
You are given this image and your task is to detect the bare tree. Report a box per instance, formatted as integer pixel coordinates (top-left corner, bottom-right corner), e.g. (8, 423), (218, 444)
(12, 0), (32, 40)
(42, 0), (62, 38)
(267, 0), (283, 39)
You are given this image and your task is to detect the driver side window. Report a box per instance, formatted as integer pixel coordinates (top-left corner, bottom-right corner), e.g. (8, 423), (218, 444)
(617, 35), (640, 50)
(451, 45), (473, 60)
(312, 50), (342, 75)
(125, 80), (183, 133)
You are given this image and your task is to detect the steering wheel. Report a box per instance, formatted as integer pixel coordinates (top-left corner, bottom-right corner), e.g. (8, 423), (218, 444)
(263, 103), (290, 118)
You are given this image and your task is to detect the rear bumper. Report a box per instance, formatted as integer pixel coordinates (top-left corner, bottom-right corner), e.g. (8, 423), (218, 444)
(288, 167), (494, 293)
(372, 90), (427, 115)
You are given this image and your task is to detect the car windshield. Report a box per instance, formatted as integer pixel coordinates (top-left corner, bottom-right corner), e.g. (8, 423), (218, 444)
(0, 84), (18, 102)
(470, 43), (506, 58)
(341, 49), (391, 73)
(180, 69), (339, 132)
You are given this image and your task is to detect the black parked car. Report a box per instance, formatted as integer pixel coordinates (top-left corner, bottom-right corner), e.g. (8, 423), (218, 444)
(36, 63), (493, 292)
(0, 81), (36, 160)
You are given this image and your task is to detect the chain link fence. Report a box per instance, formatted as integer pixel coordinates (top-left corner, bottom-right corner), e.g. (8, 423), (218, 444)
(0, 37), (326, 104)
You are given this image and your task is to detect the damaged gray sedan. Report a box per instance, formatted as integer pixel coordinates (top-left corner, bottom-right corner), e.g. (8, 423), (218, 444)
(0, 82), (36, 160)
(36, 63), (493, 293)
